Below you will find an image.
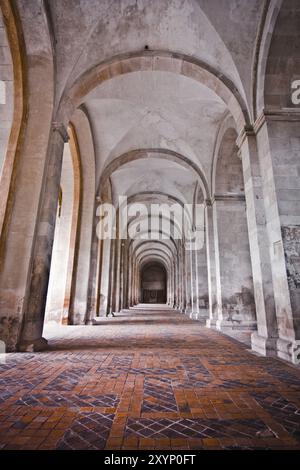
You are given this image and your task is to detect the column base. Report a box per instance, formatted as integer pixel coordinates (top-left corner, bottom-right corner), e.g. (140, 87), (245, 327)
(189, 311), (199, 320)
(276, 337), (300, 365)
(18, 337), (48, 353)
(189, 311), (208, 325)
(251, 333), (300, 364)
(251, 332), (277, 357)
(206, 318), (217, 328)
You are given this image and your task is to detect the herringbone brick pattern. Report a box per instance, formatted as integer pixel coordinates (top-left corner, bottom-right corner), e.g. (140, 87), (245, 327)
(0, 305), (299, 450)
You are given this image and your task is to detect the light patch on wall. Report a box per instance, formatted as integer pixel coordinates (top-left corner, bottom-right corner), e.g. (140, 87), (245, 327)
(0, 81), (6, 104)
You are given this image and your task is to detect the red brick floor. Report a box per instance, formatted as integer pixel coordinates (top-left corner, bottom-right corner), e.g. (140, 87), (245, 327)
(0, 305), (300, 450)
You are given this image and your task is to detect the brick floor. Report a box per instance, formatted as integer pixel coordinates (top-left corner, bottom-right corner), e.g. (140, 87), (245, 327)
(0, 305), (300, 450)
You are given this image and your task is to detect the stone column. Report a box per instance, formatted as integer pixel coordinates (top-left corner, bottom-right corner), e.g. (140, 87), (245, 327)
(205, 202), (220, 328)
(168, 264), (171, 305)
(189, 248), (194, 316)
(123, 240), (129, 309)
(191, 247), (200, 319)
(127, 245), (133, 307)
(254, 113), (300, 363)
(174, 259), (179, 308)
(107, 236), (116, 316)
(112, 237), (121, 314)
(179, 243), (184, 311)
(237, 127), (278, 356)
(85, 203), (101, 324)
(177, 254), (182, 310)
(180, 242), (186, 312)
(133, 259), (137, 305)
(19, 124), (68, 351)
(131, 258), (136, 305)
(184, 244), (192, 315)
(196, 239), (209, 323)
(134, 260), (139, 304)
(171, 261), (176, 307)
(119, 241), (125, 311)
(98, 237), (111, 316)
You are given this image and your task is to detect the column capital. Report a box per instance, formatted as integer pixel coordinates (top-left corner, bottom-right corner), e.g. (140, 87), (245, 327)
(236, 125), (255, 150)
(204, 198), (213, 208)
(52, 122), (69, 143)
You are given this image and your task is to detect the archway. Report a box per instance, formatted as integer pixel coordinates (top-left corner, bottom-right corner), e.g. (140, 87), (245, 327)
(141, 262), (167, 304)
(44, 127), (81, 325)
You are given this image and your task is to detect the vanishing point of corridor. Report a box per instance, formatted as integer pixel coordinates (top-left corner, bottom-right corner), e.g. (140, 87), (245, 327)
(0, 306), (299, 451)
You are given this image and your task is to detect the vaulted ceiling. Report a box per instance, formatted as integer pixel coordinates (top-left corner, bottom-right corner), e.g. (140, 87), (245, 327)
(46, 0), (265, 245)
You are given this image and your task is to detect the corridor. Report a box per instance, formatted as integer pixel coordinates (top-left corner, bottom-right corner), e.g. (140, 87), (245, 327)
(0, 306), (299, 450)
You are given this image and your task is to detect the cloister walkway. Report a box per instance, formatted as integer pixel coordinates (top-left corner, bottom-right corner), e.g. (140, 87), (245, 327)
(0, 306), (299, 450)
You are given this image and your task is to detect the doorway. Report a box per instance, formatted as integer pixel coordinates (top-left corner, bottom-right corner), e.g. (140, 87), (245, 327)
(141, 262), (167, 303)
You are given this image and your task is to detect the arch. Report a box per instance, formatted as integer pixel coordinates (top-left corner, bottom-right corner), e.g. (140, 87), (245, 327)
(137, 249), (173, 270)
(132, 240), (177, 272)
(129, 229), (179, 254)
(68, 106), (96, 324)
(139, 254), (171, 275)
(61, 124), (82, 323)
(255, 0), (283, 116)
(58, 51), (250, 132)
(214, 128), (243, 196)
(211, 113), (236, 195)
(45, 126), (82, 325)
(263, 0), (300, 110)
(135, 244), (175, 262)
(127, 213), (184, 242)
(0, 0), (55, 351)
(126, 192), (185, 206)
(0, 0), (26, 240)
(119, 191), (190, 241)
(99, 148), (209, 199)
(211, 120), (256, 329)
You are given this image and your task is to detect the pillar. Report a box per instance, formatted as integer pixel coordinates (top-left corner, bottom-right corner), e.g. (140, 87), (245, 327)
(205, 202), (220, 328)
(19, 124), (68, 351)
(255, 112), (300, 363)
(85, 203), (101, 324)
(237, 127), (278, 356)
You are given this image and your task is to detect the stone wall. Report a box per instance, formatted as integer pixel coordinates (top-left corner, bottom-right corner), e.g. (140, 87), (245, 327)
(216, 199), (256, 328)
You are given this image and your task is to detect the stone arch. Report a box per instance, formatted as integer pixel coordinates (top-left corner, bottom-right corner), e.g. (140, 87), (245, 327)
(134, 243), (175, 262)
(45, 125), (82, 325)
(68, 107), (96, 325)
(0, 0), (56, 351)
(263, 0), (300, 110)
(211, 113), (237, 195)
(215, 128), (244, 196)
(99, 148), (209, 199)
(58, 51), (250, 132)
(0, 0), (26, 240)
(253, 0), (283, 118)
(212, 121), (256, 330)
